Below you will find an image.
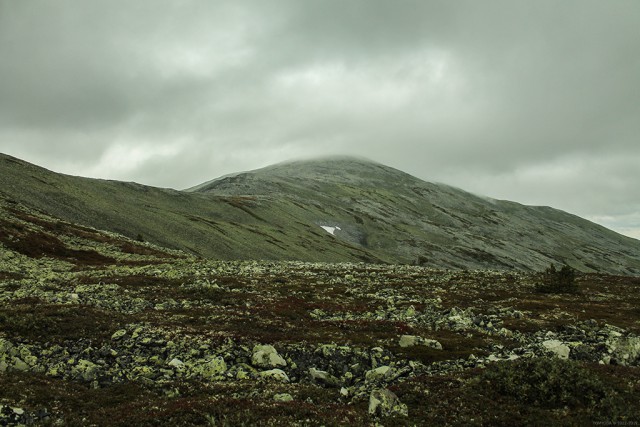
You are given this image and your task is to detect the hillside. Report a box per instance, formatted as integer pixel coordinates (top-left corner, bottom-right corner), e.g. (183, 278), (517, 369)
(0, 154), (379, 263)
(191, 156), (640, 274)
(1, 196), (640, 425)
(2, 153), (640, 274)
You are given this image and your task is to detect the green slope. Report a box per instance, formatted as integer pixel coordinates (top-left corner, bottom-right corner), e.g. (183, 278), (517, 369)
(2, 153), (640, 274)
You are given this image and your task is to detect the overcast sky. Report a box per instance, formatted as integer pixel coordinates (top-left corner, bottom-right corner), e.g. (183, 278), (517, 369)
(1, 0), (639, 239)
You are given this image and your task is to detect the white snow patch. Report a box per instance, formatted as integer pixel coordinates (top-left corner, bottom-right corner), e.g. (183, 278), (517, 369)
(320, 226), (341, 235)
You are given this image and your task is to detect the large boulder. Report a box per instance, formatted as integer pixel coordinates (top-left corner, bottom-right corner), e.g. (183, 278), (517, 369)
(252, 345), (287, 368)
(309, 367), (341, 387)
(398, 335), (443, 350)
(368, 388), (408, 417)
(191, 356), (227, 379)
(72, 359), (100, 381)
(365, 365), (394, 382)
(259, 369), (289, 382)
(542, 340), (570, 360)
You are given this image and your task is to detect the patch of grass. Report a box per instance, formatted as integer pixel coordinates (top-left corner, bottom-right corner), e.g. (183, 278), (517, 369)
(0, 271), (24, 281)
(391, 331), (491, 364)
(0, 217), (116, 265)
(0, 300), (128, 344)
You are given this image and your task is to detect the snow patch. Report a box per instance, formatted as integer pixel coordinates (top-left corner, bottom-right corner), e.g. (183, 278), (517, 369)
(320, 226), (341, 235)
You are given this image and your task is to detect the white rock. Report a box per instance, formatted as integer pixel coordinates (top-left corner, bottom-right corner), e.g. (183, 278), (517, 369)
(542, 339), (570, 359)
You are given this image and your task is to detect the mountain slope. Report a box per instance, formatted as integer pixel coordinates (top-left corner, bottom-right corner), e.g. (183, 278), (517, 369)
(189, 156), (640, 274)
(2, 153), (639, 274)
(0, 154), (380, 263)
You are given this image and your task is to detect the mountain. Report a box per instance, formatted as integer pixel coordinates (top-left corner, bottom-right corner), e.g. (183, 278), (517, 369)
(1, 153), (639, 274)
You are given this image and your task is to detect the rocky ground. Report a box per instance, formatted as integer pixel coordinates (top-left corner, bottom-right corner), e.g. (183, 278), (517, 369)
(1, 199), (640, 426)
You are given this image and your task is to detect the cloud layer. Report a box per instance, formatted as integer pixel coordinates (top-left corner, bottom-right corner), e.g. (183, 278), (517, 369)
(1, 0), (638, 238)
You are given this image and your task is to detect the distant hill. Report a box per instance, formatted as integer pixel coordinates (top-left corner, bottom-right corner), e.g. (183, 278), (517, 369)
(2, 153), (639, 274)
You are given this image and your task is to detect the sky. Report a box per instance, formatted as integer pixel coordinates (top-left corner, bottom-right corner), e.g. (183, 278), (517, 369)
(0, 0), (639, 239)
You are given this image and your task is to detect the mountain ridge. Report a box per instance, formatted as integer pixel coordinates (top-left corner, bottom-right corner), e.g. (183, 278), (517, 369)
(1, 152), (639, 274)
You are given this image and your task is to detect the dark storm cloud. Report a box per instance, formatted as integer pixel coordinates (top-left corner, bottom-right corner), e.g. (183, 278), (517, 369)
(0, 0), (639, 237)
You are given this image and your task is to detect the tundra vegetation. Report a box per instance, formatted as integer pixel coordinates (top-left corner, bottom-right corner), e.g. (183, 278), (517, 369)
(1, 199), (639, 425)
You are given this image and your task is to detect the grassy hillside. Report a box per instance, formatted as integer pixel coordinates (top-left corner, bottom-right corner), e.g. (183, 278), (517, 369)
(2, 153), (640, 274)
(0, 154), (382, 263)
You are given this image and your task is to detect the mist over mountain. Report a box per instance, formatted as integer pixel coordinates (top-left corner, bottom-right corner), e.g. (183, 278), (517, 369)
(2, 153), (639, 274)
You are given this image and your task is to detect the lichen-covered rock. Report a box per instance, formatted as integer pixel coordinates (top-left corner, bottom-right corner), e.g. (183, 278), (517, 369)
(399, 335), (419, 348)
(399, 335), (443, 350)
(168, 358), (184, 369)
(111, 329), (127, 341)
(423, 339), (443, 350)
(0, 338), (13, 355)
(365, 365), (393, 382)
(309, 367), (341, 387)
(191, 356), (227, 379)
(368, 388), (408, 417)
(609, 336), (640, 366)
(252, 345), (286, 368)
(11, 357), (30, 372)
(259, 368), (289, 382)
(542, 340), (570, 360)
(72, 359), (100, 381)
(273, 393), (293, 402)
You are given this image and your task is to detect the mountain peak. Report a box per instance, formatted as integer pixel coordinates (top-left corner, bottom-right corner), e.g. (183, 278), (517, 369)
(188, 155), (414, 194)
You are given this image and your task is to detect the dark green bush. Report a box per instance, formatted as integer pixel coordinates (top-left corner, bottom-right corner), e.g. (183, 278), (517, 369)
(535, 264), (578, 294)
(478, 358), (609, 409)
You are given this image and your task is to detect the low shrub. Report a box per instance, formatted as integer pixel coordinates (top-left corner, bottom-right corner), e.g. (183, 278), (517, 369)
(478, 358), (609, 409)
(535, 264), (578, 294)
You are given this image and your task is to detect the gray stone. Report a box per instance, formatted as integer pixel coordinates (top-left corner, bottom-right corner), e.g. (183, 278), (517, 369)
(365, 365), (392, 382)
(399, 335), (419, 348)
(252, 345), (287, 368)
(309, 367), (341, 387)
(542, 340), (570, 359)
(259, 368), (289, 382)
(168, 358), (185, 369)
(273, 393), (294, 402)
(72, 359), (100, 381)
(423, 339), (443, 350)
(192, 356), (227, 379)
(111, 330), (127, 341)
(12, 357), (29, 372)
(368, 388), (408, 417)
(0, 339), (13, 355)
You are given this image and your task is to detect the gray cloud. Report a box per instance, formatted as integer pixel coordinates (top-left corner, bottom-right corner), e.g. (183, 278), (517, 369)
(0, 0), (639, 238)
